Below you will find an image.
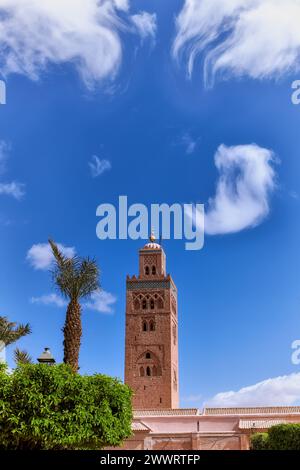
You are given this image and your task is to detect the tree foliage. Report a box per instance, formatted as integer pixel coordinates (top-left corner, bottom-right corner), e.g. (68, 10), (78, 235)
(0, 363), (132, 449)
(250, 432), (269, 450)
(250, 424), (300, 450)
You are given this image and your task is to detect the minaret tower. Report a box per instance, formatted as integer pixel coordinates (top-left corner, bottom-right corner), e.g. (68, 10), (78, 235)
(124, 232), (179, 409)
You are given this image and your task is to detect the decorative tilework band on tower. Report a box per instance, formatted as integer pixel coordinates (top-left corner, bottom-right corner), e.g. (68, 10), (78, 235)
(124, 234), (179, 409)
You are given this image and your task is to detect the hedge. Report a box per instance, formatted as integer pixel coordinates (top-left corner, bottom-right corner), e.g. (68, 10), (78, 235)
(0, 363), (133, 449)
(250, 424), (300, 450)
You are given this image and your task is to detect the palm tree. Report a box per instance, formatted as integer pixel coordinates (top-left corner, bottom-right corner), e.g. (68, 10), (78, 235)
(0, 316), (31, 347)
(49, 239), (100, 372)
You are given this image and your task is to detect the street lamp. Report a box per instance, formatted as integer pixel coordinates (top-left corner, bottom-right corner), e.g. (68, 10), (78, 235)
(37, 347), (56, 365)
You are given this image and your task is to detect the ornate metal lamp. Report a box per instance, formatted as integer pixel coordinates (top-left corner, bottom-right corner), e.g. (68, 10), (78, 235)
(37, 347), (56, 365)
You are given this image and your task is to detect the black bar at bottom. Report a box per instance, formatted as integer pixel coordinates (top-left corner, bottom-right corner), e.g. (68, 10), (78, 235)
(0, 450), (299, 467)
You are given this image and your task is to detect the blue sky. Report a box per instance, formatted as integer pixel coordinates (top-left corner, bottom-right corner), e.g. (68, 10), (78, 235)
(1, 0), (300, 407)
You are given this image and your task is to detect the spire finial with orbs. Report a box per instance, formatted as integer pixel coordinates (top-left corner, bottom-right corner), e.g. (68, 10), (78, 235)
(149, 228), (156, 242)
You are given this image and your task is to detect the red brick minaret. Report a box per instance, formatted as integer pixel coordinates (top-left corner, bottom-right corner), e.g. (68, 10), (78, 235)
(124, 232), (179, 409)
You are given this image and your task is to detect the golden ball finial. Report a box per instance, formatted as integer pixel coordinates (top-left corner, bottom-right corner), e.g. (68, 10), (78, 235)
(149, 229), (156, 242)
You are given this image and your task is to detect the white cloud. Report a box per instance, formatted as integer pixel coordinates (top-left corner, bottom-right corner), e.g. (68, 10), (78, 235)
(84, 289), (117, 314)
(30, 293), (67, 308)
(192, 144), (276, 235)
(0, 141), (25, 199)
(181, 132), (198, 155)
(173, 0), (300, 87)
(207, 373), (300, 407)
(0, 181), (25, 200)
(89, 155), (111, 177)
(131, 12), (157, 40)
(26, 242), (75, 270)
(290, 190), (299, 200)
(31, 289), (116, 314)
(0, 0), (156, 88)
(0, 140), (9, 174)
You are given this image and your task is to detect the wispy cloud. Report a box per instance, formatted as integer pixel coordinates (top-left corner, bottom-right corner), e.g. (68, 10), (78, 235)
(206, 373), (300, 407)
(89, 155), (111, 177)
(173, 0), (300, 88)
(0, 140), (25, 199)
(131, 12), (157, 40)
(26, 242), (75, 270)
(289, 190), (299, 200)
(31, 289), (116, 314)
(0, 0), (157, 89)
(0, 141), (9, 174)
(180, 132), (199, 155)
(186, 143), (277, 235)
(84, 289), (117, 314)
(205, 144), (276, 235)
(0, 181), (25, 200)
(30, 293), (67, 308)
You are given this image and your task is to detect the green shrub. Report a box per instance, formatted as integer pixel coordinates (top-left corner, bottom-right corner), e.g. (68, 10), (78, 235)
(268, 424), (300, 450)
(251, 424), (300, 450)
(250, 432), (269, 450)
(0, 363), (132, 449)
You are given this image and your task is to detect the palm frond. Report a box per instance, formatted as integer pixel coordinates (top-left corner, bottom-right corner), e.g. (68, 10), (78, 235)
(0, 317), (31, 346)
(48, 239), (68, 268)
(49, 240), (100, 301)
(14, 348), (33, 365)
(77, 258), (100, 298)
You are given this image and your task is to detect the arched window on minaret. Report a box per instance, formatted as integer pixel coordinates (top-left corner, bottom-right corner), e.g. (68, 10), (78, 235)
(140, 367), (145, 377)
(136, 351), (162, 378)
(142, 321), (148, 332)
(149, 320), (155, 331)
(142, 299), (147, 310)
(150, 299), (154, 310)
(152, 265), (156, 275)
(157, 297), (164, 309)
(145, 266), (150, 275)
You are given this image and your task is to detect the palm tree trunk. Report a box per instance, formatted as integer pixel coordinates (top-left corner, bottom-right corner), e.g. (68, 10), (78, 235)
(63, 300), (82, 372)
